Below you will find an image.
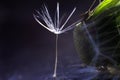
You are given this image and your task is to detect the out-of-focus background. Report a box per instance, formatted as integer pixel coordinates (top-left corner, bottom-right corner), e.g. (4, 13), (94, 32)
(0, 0), (98, 80)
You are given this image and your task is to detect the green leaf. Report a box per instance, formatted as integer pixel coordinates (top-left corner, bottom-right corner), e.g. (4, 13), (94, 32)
(93, 0), (120, 17)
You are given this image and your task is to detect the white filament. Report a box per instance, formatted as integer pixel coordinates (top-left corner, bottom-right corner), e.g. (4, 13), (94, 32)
(53, 34), (58, 78)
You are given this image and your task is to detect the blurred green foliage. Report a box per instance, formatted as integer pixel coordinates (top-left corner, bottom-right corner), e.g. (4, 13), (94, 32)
(74, 0), (120, 79)
(92, 0), (120, 18)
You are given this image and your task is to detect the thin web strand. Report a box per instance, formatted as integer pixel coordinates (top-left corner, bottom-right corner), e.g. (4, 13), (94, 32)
(33, 14), (53, 32)
(60, 7), (76, 30)
(61, 19), (83, 33)
(41, 9), (54, 29)
(43, 5), (55, 29)
(57, 2), (60, 28)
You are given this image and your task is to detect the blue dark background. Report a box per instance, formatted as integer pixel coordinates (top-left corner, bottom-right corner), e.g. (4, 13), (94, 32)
(0, 0), (98, 80)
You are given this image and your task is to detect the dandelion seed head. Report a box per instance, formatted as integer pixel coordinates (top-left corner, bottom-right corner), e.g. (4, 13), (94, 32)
(33, 2), (83, 78)
(33, 2), (81, 34)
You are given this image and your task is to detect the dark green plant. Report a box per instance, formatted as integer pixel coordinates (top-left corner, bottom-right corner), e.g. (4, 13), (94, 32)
(74, 0), (120, 79)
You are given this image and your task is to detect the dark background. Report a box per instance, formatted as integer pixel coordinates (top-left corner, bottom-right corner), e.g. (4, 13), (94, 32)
(0, 0), (98, 80)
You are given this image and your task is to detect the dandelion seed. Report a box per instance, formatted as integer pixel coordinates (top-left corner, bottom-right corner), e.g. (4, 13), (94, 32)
(33, 2), (82, 78)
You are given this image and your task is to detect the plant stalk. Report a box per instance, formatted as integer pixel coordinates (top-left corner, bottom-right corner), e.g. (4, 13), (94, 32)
(53, 34), (58, 78)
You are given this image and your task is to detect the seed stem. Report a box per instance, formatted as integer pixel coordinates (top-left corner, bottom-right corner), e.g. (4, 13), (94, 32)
(53, 34), (58, 78)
